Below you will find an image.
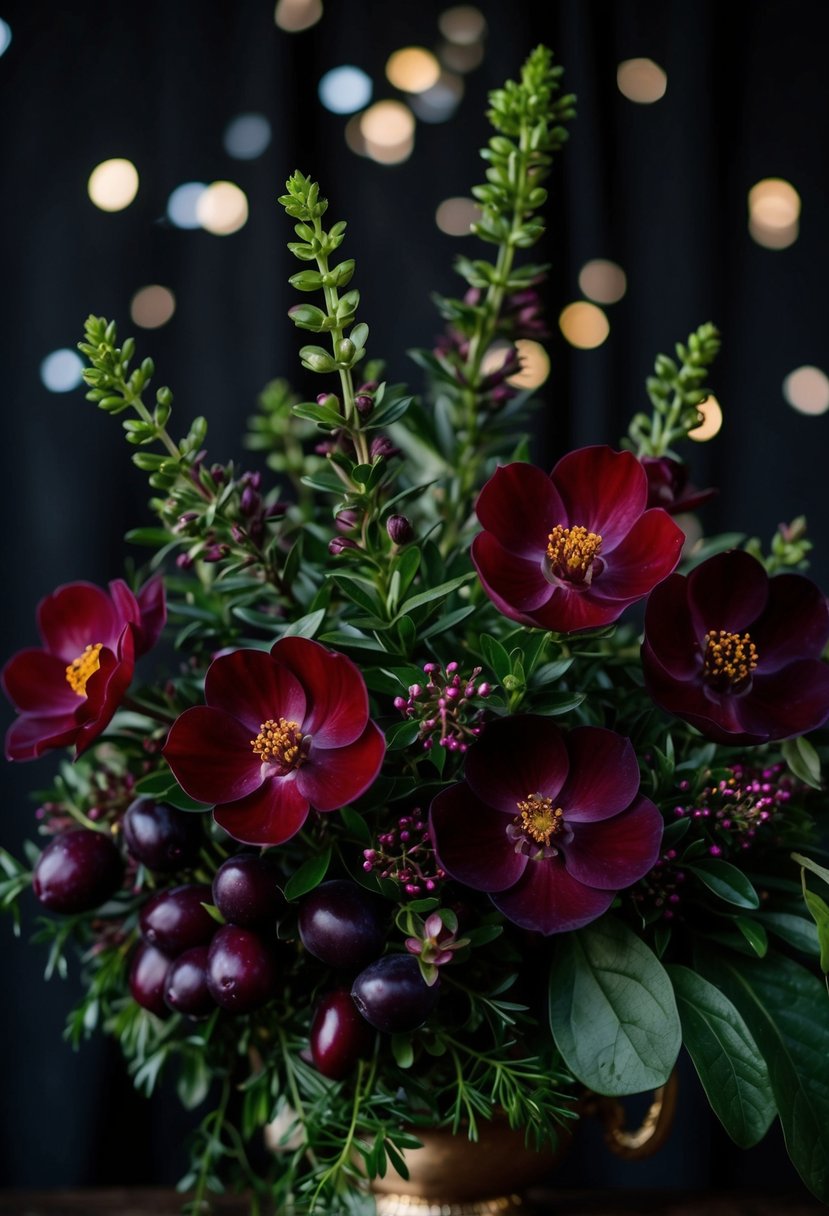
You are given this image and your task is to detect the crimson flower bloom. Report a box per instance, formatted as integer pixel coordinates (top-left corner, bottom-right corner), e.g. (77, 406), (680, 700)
(642, 549), (829, 745)
(472, 446), (684, 633)
(2, 577), (166, 761)
(428, 716), (663, 935)
(163, 637), (386, 847)
(640, 456), (716, 515)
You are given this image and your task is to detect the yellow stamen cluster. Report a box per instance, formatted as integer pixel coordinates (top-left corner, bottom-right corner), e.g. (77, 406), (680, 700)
(65, 643), (103, 698)
(546, 524), (603, 580)
(251, 718), (304, 769)
(516, 793), (564, 846)
(703, 630), (759, 687)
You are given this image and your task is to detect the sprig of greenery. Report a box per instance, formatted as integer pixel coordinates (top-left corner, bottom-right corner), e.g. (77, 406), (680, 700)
(745, 516), (813, 572)
(628, 321), (721, 456)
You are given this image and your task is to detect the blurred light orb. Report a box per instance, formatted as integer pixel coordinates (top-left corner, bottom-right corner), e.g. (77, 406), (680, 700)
(88, 158), (139, 212)
(410, 72), (464, 123)
(344, 114), (369, 158)
(578, 259), (627, 305)
(438, 5), (487, 45)
(748, 178), (801, 249)
(507, 340), (551, 390)
(438, 40), (484, 73)
(386, 47), (441, 93)
(40, 349), (84, 393)
(360, 100), (415, 147)
(130, 285), (176, 330)
(0, 19), (11, 57)
(167, 182), (207, 229)
(319, 65), (372, 114)
(783, 366), (829, 416)
(223, 113), (272, 159)
(688, 395), (723, 442)
(197, 181), (249, 235)
(274, 0), (322, 32)
(559, 301), (610, 349)
(617, 58), (667, 104)
(365, 132), (415, 165)
(435, 196), (480, 236)
(749, 216), (799, 249)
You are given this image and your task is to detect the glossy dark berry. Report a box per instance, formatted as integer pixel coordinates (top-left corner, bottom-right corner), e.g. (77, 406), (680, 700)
(351, 954), (439, 1033)
(32, 829), (123, 914)
(298, 880), (387, 972)
(164, 946), (214, 1019)
(310, 989), (374, 1079)
(122, 798), (202, 872)
(212, 854), (285, 927)
(139, 883), (216, 955)
(129, 942), (172, 1018)
(206, 925), (277, 1013)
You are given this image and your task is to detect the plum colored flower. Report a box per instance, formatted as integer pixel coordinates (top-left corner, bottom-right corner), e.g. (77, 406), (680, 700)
(641, 456), (716, 515)
(428, 715), (663, 935)
(642, 549), (829, 745)
(163, 637), (386, 847)
(2, 577), (166, 761)
(472, 446), (684, 633)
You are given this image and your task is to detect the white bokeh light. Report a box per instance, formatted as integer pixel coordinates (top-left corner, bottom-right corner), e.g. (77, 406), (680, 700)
(167, 182), (208, 229)
(318, 65), (372, 114)
(223, 113), (272, 160)
(40, 349), (85, 393)
(0, 19), (11, 57)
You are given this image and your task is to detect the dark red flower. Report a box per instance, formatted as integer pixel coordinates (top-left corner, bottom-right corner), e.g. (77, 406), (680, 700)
(428, 716), (663, 935)
(641, 456), (717, 515)
(163, 637), (386, 847)
(472, 446), (684, 633)
(2, 577), (166, 761)
(642, 549), (829, 745)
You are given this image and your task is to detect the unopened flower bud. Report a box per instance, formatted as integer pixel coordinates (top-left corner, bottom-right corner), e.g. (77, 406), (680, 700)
(317, 392), (339, 409)
(355, 394), (373, 416)
(176, 552), (194, 570)
(386, 514), (414, 546)
(370, 435), (400, 460)
(328, 536), (359, 556)
(240, 485), (260, 516)
(335, 508), (361, 533)
(202, 543), (230, 562)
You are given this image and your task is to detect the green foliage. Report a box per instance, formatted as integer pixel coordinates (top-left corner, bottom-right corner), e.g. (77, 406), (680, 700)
(627, 321), (721, 456)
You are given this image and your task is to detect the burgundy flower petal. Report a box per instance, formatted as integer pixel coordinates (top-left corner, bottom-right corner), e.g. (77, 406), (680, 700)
(563, 796), (663, 889)
(134, 574), (167, 655)
(642, 576), (700, 679)
(204, 650), (307, 735)
(74, 630), (136, 755)
(526, 585), (628, 632)
(471, 532), (553, 620)
(557, 727), (641, 821)
(734, 661), (829, 742)
(429, 782), (527, 892)
(214, 775), (310, 847)
(37, 582), (123, 660)
(641, 639), (755, 742)
(491, 857), (615, 934)
(475, 462), (566, 558)
(552, 447), (648, 547)
(590, 510), (683, 601)
(5, 712), (80, 761)
(1, 649), (80, 715)
(106, 580), (142, 633)
(271, 637), (369, 747)
(163, 706), (264, 804)
(750, 573), (829, 672)
(464, 715), (569, 813)
(686, 551), (768, 636)
(297, 720), (386, 811)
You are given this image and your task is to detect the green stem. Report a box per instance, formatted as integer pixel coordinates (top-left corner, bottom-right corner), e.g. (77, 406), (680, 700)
(190, 1073), (232, 1214)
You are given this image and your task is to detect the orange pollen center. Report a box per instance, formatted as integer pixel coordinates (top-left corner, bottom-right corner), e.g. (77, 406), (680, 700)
(251, 718), (304, 769)
(546, 524), (603, 579)
(65, 643), (103, 697)
(516, 793), (564, 846)
(702, 630), (759, 687)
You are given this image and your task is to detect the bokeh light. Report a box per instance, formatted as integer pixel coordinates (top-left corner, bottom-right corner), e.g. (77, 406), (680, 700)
(40, 349), (84, 393)
(748, 178), (801, 250)
(87, 158), (139, 212)
(617, 58), (667, 104)
(344, 114), (369, 158)
(130, 285), (176, 330)
(274, 0), (322, 32)
(578, 259), (627, 305)
(223, 113), (272, 159)
(409, 72), (463, 123)
(197, 181), (249, 235)
(438, 5), (487, 45)
(319, 65), (372, 114)
(688, 395), (723, 442)
(360, 101), (415, 163)
(507, 340), (551, 390)
(438, 40), (484, 73)
(0, 19), (11, 57)
(435, 196), (480, 236)
(386, 47), (441, 94)
(783, 366), (829, 416)
(559, 301), (610, 349)
(167, 182), (207, 229)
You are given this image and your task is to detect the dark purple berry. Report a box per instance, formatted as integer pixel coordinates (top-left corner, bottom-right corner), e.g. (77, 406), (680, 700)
(212, 854), (285, 927)
(164, 946), (214, 1019)
(122, 798), (202, 872)
(298, 880), (387, 972)
(351, 954), (439, 1033)
(139, 883), (216, 955)
(310, 989), (374, 1079)
(32, 829), (123, 914)
(129, 942), (171, 1018)
(206, 925), (277, 1013)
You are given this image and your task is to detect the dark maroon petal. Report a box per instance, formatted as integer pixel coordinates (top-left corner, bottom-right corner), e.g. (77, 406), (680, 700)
(134, 574), (167, 655)
(464, 715), (569, 813)
(271, 637), (369, 747)
(214, 775), (310, 847)
(1, 649), (80, 715)
(551, 447), (647, 547)
(205, 649), (307, 734)
(735, 661), (829, 742)
(527, 585), (628, 632)
(642, 575), (700, 679)
(107, 580), (142, 631)
(641, 640), (752, 741)
(297, 720), (386, 811)
(37, 582), (123, 659)
(557, 728), (641, 822)
(5, 712), (80, 761)
(591, 510), (683, 601)
(491, 856), (615, 934)
(163, 706), (264, 804)
(563, 796), (663, 889)
(74, 630), (135, 755)
(429, 782), (527, 892)
(686, 551), (768, 636)
(475, 462), (566, 558)
(471, 533), (553, 621)
(750, 573), (829, 672)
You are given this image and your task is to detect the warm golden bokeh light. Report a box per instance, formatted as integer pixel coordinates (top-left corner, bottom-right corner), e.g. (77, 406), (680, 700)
(274, 0), (322, 32)
(783, 366), (829, 416)
(87, 158), (139, 212)
(344, 114), (369, 158)
(749, 217), (799, 249)
(559, 301), (610, 349)
(616, 58), (667, 104)
(386, 47), (441, 93)
(196, 181), (249, 235)
(688, 395), (723, 442)
(438, 5), (487, 45)
(435, 196), (481, 236)
(360, 100), (415, 147)
(130, 285), (176, 329)
(578, 259), (627, 305)
(748, 179), (801, 249)
(507, 340), (551, 390)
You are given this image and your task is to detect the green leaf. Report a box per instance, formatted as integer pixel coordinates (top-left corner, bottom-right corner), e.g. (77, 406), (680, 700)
(548, 916), (681, 1095)
(667, 964), (775, 1148)
(479, 634), (512, 682)
(802, 890), (829, 972)
(782, 737), (823, 790)
(396, 574), (473, 619)
(755, 911), (820, 956)
(735, 917), (768, 958)
(283, 847), (332, 902)
(420, 606), (476, 640)
(792, 852), (829, 887)
(125, 527), (174, 547)
(688, 859), (760, 909)
(339, 806), (372, 844)
(281, 608), (326, 638)
(391, 1034), (414, 1069)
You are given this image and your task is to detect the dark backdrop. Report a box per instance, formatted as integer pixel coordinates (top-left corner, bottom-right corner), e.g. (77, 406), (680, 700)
(1, 0), (827, 1194)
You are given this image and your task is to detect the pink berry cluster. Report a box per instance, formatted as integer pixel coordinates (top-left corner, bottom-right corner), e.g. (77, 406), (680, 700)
(362, 810), (445, 897)
(393, 660), (492, 753)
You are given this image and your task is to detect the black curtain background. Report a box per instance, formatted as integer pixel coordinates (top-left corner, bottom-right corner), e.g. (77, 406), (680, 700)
(1, 0), (827, 1193)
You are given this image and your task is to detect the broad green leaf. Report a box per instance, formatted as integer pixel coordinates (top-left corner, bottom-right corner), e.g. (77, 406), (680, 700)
(792, 852), (829, 887)
(688, 859), (760, 909)
(756, 911), (819, 956)
(782, 737), (822, 790)
(548, 916), (681, 1095)
(735, 917), (768, 958)
(668, 964), (774, 1148)
(283, 847), (332, 902)
(802, 890), (829, 972)
(281, 607), (326, 638)
(479, 634), (512, 682)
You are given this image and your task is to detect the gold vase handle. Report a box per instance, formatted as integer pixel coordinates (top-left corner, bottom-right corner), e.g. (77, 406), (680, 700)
(585, 1068), (678, 1160)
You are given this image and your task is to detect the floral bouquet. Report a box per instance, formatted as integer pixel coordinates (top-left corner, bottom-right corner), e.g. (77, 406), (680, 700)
(3, 45), (829, 1215)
